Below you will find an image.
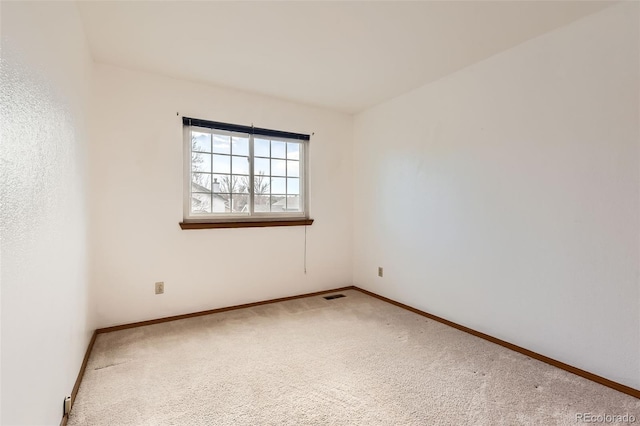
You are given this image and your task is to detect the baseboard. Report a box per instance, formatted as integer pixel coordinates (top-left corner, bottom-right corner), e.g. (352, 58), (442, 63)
(353, 286), (640, 399)
(63, 284), (638, 426)
(60, 287), (354, 425)
(60, 330), (98, 426)
(96, 286), (357, 334)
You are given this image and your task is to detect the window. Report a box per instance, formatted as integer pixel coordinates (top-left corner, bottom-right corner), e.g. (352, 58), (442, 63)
(182, 117), (311, 228)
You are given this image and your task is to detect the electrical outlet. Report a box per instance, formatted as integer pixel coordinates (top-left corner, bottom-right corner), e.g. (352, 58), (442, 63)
(155, 282), (164, 295)
(378, 267), (383, 277)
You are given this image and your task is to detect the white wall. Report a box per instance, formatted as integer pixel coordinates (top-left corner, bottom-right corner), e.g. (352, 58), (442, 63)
(0, 2), (93, 424)
(90, 64), (353, 328)
(353, 3), (640, 389)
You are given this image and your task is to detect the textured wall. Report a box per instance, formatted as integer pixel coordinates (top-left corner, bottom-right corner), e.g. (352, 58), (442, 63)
(89, 64), (353, 328)
(353, 3), (640, 388)
(0, 2), (93, 424)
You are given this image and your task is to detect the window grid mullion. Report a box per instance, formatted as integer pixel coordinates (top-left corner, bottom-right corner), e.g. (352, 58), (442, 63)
(210, 132), (213, 213)
(228, 134), (232, 213)
(270, 140), (272, 211)
(249, 135), (254, 215)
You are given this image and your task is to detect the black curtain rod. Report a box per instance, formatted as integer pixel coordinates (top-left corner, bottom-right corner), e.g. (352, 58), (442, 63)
(182, 116), (310, 141)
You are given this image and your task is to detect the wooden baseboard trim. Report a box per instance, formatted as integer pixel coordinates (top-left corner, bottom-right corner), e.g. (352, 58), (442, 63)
(353, 286), (640, 399)
(64, 284), (637, 426)
(96, 286), (356, 334)
(60, 330), (98, 426)
(61, 287), (354, 425)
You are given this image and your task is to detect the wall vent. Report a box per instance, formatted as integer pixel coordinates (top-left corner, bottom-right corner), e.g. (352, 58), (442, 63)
(324, 294), (346, 300)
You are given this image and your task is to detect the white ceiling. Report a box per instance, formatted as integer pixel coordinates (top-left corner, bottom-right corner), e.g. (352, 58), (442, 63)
(77, 1), (613, 114)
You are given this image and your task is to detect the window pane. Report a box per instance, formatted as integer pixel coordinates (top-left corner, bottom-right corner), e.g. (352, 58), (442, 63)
(232, 136), (249, 156)
(192, 153), (211, 172)
(211, 174), (227, 193)
(192, 132), (211, 153)
(192, 173), (211, 191)
(212, 194), (229, 213)
(232, 156), (249, 175)
(212, 134), (231, 154)
(255, 138), (270, 157)
(286, 195), (301, 212)
(271, 196), (286, 211)
(271, 177), (286, 194)
(212, 154), (230, 174)
(231, 175), (249, 193)
(231, 194), (248, 212)
(287, 160), (299, 177)
(271, 159), (286, 177)
(191, 193), (211, 213)
(272, 141), (286, 159)
(287, 143), (300, 160)
(217, 175), (245, 194)
(254, 195), (270, 212)
(254, 157), (270, 175)
(253, 174), (270, 195)
(287, 178), (299, 195)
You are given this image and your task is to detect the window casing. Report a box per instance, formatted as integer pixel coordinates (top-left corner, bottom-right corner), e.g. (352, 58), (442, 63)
(183, 118), (309, 223)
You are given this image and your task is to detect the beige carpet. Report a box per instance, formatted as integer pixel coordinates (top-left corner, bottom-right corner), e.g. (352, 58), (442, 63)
(68, 289), (639, 425)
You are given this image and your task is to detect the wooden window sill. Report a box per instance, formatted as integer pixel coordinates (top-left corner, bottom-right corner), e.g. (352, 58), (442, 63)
(179, 219), (314, 230)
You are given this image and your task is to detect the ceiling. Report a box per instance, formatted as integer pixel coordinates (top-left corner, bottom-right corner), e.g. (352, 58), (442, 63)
(77, 1), (613, 114)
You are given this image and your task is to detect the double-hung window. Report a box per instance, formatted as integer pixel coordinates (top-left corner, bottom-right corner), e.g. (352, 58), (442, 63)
(182, 117), (310, 227)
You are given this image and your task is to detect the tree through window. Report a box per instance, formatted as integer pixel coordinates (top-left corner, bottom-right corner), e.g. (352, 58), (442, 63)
(183, 117), (309, 222)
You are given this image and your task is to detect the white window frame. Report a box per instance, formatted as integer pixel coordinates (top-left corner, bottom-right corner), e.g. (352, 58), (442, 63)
(183, 123), (310, 223)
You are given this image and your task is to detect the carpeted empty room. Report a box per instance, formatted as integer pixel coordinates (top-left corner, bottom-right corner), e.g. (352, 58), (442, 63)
(68, 290), (639, 426)
(3, 1), (640, 425)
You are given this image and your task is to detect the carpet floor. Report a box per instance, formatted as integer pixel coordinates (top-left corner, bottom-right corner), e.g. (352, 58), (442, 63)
(68, 289), (639, 425)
